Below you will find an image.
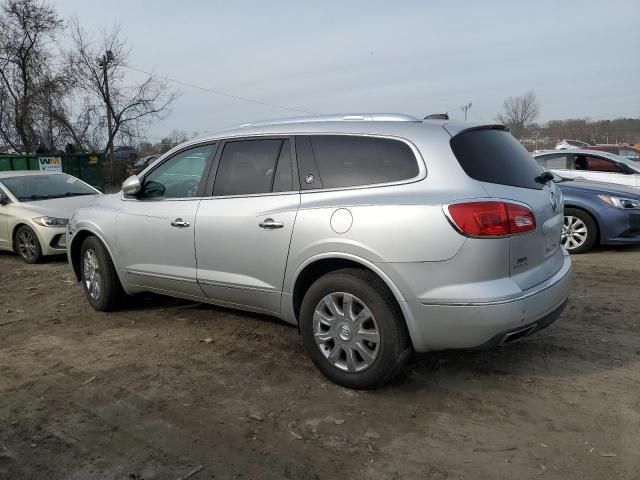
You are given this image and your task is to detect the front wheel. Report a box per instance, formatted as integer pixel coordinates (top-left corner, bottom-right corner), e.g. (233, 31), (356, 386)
(300, 268), (411, 390)
(15, 225), (42, 264)
(562, 208), (598, 254)
(80, 236), (126, 311)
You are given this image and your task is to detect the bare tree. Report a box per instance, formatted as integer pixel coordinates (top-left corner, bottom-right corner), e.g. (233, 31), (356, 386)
(496, 91), (540, 138)
(0, 0), (64, 152)
(66, 19), (180, 164)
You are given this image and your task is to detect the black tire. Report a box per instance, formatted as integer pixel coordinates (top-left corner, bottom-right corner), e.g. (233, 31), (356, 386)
(80, 236), (126, 311)
(300, 268), (411, 390)
(563, 207), (598, 254)
(14, 225), (42, 264)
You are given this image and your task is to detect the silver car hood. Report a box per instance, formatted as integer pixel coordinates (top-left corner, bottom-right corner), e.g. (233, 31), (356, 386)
(17, 195), (101, 218)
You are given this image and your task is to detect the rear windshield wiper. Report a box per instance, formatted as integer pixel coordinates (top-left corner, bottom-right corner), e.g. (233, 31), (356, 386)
(63, 192), (93, 196)
(534, 171), (555, 184)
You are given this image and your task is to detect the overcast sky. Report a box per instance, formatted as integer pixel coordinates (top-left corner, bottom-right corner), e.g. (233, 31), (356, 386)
(54, 0), (639, 141)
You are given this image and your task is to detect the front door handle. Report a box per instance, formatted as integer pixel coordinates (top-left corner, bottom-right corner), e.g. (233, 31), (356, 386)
(259, 218), (284, 230)
(171, 218), (190, 228)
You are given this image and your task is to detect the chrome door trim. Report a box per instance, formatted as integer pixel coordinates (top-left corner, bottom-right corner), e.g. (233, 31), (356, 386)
(197, 278), (278, 294)
(123, 268), (199, 284)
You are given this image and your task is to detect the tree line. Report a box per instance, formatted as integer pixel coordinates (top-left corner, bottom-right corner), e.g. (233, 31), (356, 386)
(0, 0), (179, 157)
(495, 91), (639, 150)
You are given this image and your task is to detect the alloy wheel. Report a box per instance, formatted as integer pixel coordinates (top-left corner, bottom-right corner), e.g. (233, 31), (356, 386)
(313, 292), (380, 373)
(83, 248), (102, 301)
(562, 215), (588, 251)
(17, 230), (37, 260)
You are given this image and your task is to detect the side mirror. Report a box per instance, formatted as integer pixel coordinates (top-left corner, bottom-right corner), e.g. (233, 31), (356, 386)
(122, 175), (141, 196)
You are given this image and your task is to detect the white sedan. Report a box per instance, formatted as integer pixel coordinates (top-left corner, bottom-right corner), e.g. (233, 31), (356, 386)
(533, 149), (640, 189)
(0, 171), (101, 263)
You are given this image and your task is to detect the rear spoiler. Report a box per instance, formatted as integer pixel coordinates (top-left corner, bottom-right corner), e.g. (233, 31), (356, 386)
(443, 123), (510, 137)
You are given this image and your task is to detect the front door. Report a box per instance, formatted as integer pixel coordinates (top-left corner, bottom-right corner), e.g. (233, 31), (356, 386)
(195, 137), (299, 314)
(115, 143), (218, 297)
(569, 153), (639, 188)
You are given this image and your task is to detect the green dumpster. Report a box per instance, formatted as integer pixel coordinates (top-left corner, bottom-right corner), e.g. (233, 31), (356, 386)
(0, 153), (105, 191)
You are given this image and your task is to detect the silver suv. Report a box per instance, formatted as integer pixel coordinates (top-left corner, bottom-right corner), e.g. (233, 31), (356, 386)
(67, 114), (571, 389)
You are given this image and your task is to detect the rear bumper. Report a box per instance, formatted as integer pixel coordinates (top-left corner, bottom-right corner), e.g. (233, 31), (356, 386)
(396, 250), (572, 352)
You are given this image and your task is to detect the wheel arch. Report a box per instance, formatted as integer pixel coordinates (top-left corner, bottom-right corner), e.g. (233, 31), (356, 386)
(289, 254), (406, 328)
(69, 228), (120, 282)
(11, 222), (39, 253)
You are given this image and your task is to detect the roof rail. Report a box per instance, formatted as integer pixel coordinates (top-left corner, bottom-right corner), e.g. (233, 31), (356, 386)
(237, 113), (421, 128)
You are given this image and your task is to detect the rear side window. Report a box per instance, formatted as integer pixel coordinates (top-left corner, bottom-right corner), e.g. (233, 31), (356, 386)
(536, 153), (569, 170)
(213, 139), (285, 196)
(301, 135), (419, 189)
(450, 129), (544, 190)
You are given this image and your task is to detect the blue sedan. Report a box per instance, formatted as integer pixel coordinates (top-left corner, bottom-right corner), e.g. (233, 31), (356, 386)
(554, 175), (640, 253)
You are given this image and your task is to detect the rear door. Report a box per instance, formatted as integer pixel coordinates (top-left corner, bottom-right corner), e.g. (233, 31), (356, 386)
(450, 128), (564, 291)
(535, 152), (571, 177)
(195, 137), (299, 314)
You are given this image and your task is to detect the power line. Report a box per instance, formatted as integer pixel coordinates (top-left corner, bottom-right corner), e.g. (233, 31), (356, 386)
(122, 64), (318, 115)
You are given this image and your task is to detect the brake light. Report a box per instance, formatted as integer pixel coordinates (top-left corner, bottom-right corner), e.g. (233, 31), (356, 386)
(447, 201), (536, 237)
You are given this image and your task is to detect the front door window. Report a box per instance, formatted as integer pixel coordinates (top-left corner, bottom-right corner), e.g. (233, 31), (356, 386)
(142, 144), (217, 199)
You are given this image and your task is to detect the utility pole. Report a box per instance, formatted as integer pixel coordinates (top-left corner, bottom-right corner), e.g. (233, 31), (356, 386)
(98, 50), (115, 183)
(461, 103), (472, 121)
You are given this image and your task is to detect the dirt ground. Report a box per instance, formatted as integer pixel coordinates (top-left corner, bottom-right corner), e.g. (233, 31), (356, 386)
(1, 247), (639, 480)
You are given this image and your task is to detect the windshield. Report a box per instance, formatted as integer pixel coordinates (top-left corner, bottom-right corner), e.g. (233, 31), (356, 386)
(1, 174), (97, 201)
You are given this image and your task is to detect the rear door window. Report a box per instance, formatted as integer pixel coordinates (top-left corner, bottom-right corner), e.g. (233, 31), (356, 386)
(536, 153), (569, 170)
(213, 139), (290, 196)
(450, 128), (544, 190)
(297, 135), (419, 189)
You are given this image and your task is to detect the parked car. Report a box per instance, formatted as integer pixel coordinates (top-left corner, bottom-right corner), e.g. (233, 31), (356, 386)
(552, 174), (640, 253)
(533, 149), (640, 189)
(113, 146), (138, 163)
(554, 139), (593, 150)
(584, 145), (640, 162)
(67, 114), (571, 389)
(128, 154), (159, 176)
(0, 171), (101, 263)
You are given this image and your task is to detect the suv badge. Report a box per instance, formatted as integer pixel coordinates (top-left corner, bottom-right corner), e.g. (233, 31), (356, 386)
(549, 190), (559, 213)
(305, 174), (314, 184)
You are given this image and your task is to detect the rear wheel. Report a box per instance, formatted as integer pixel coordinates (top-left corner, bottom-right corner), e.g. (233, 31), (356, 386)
(300, 268), (411, 389)
(80, 236), (126, 311)
(15, 225), (42, 264)
(562, 208), (597, 254)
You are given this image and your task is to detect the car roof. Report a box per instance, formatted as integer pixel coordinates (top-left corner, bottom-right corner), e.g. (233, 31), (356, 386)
(588, 145), (640, 151)
(183, 113), (491, 143)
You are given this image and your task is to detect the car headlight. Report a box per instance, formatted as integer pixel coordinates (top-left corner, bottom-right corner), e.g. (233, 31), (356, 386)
(32, 216), (69, 227)
(597, 194), (640, 210)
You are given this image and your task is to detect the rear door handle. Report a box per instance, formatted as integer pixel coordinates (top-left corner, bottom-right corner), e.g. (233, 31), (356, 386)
(171, 218), (190, 228)
(259, 218), (284, 230)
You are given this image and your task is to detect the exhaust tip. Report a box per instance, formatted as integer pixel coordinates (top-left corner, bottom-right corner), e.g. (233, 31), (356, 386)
(500, 324), (537, 345)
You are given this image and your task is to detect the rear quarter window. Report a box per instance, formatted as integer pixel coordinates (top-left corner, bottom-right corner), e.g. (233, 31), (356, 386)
(450, 128), (544, 190)
(302, 135), (419, 189)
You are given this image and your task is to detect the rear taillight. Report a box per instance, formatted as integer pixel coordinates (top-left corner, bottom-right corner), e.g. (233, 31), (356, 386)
(447, 201), (536, 237)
